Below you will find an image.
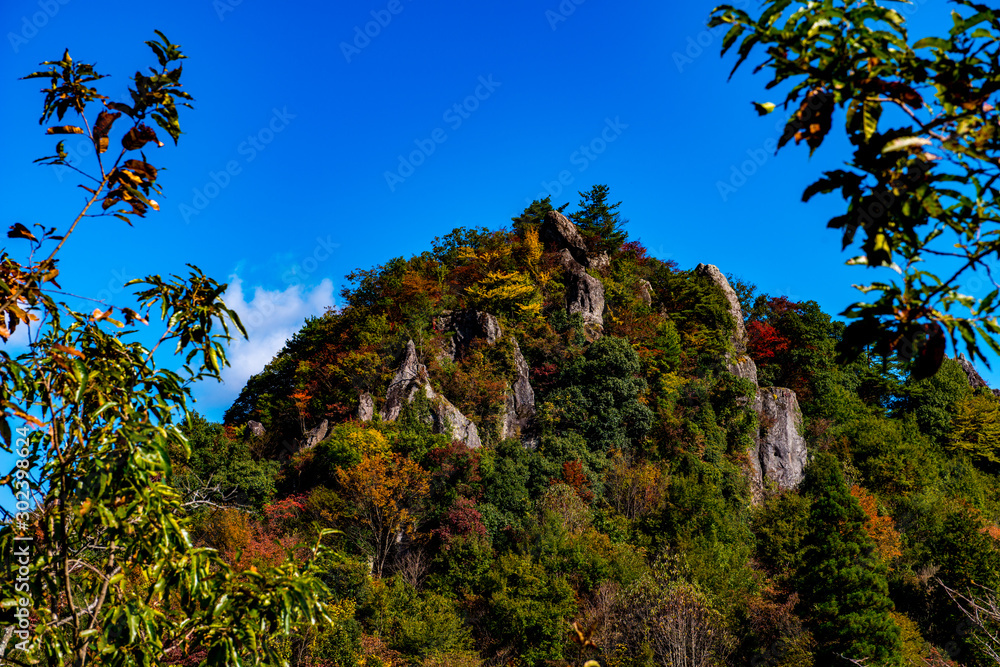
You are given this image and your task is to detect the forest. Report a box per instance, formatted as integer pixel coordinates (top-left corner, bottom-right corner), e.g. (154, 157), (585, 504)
(169, 185), (1000, 667)
(5, 1), (1000, 665)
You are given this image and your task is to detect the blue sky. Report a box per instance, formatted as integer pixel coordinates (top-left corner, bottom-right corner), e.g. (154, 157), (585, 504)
(1, 0), (996, 424)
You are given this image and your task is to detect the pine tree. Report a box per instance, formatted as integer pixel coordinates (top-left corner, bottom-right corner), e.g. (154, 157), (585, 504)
(570, 184), (628, 254)
(798, 453), (903, 666)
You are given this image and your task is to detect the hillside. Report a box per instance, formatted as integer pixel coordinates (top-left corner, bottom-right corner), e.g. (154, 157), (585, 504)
(181, 188), (1000, 667)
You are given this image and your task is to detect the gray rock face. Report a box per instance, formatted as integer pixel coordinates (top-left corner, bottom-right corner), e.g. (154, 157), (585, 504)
(435, 310), (503, 362)
(695, 263), (757, 385)
(500, 339), (536, 440)
(567, 269), (606, 335)
(541, 211), (590, 267)
(751, 388), (808, 501)
(247, 420), (265, 438)
(637, 279), (653, 307)
(588, 252), (611, 272)
(357, 392), (374, 422)
(381, 340), (483, 449)
(281, 419), (331, 456)
(381, 340), (424, 423)
(301, 419), (329, 453)
(955, 353), (990, 391)
(539, 213), (607, 337)
(433, 309), (538, 443)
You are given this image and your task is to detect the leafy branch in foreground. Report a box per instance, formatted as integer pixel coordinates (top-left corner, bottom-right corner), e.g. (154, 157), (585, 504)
(0, 33), (329, 667)
(710, 0), (1000, 378)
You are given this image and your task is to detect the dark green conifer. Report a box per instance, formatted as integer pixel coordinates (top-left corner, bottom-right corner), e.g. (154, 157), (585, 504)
(570, 184), (628, 254)
(798, 453), (903, 666)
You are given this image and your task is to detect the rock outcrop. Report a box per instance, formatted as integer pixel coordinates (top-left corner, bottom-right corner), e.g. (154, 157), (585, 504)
(695, 263), (808, 500)
(541, 211), (607, 338)
(284, 419), (330, 456)
(751, 388), (808, 502)
(636, 279), (653, 307)
(500, 339), (536, 441)
(357, 392), (374, 422)
(435, 310), (503, 362)
(695, 263), (757, 385)
(955, 353), (991, 391)
(247, 420), (265, 438)
(541, 211), (591, 267)
(567, 269), (606, 335)
(380, 340), (483, 449)
(434, 309), (537, 443)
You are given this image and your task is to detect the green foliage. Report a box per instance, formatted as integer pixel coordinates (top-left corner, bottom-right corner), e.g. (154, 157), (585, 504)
(570, 184), (629, 254)
(480, 552), (577, 665)
(902, 359), (972, 443)
(711, 0), (1000, 373)
(177, 413), (280, 510)
(0, 36), (330, 666)
(949, 392), (1000, 464)
(798, 453), (903, 665)
(376, 578), (476, 663)
(545, 336), (654, 452)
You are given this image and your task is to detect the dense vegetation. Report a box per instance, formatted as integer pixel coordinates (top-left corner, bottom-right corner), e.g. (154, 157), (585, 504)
(171, 185), (1000, 666)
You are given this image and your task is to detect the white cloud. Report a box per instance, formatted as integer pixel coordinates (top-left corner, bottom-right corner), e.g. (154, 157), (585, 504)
(191, 276), (336, 419)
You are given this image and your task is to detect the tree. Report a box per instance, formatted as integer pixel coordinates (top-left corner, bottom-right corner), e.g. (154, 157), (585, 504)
(0, 37), (329, 666)
(797, 453), (903, 665)
(570, 185), (629, 255)
(949, 392), (1000, 464)
(711, 0), (1000, 378)
(337, 451), (430, 579)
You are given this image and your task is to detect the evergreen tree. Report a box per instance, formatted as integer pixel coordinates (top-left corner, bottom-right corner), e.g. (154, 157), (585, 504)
(798, 453), (903, 666)
(570, 184), (628, 254)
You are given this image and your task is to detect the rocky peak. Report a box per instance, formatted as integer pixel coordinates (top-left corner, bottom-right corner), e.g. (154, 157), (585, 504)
(538, 211), (606, 339)
(540, 211), (590, 267)
(695, 263), (757, 385)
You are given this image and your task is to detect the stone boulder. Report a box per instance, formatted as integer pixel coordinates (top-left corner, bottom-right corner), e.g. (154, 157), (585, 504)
(500, 339), (536, 440)
(380, 340), (482, 449)
(435, 310), (503, 362)
(751, 388), (808, 502)
(284, 419), (330, 456)
(247, 420), (265, 438)
(695, 263), (757, 385)
(636, 279), (653, 307)
(541, 211), (590, 267)
(357, 392), (374, 422)
(567, 268), (606, 337)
